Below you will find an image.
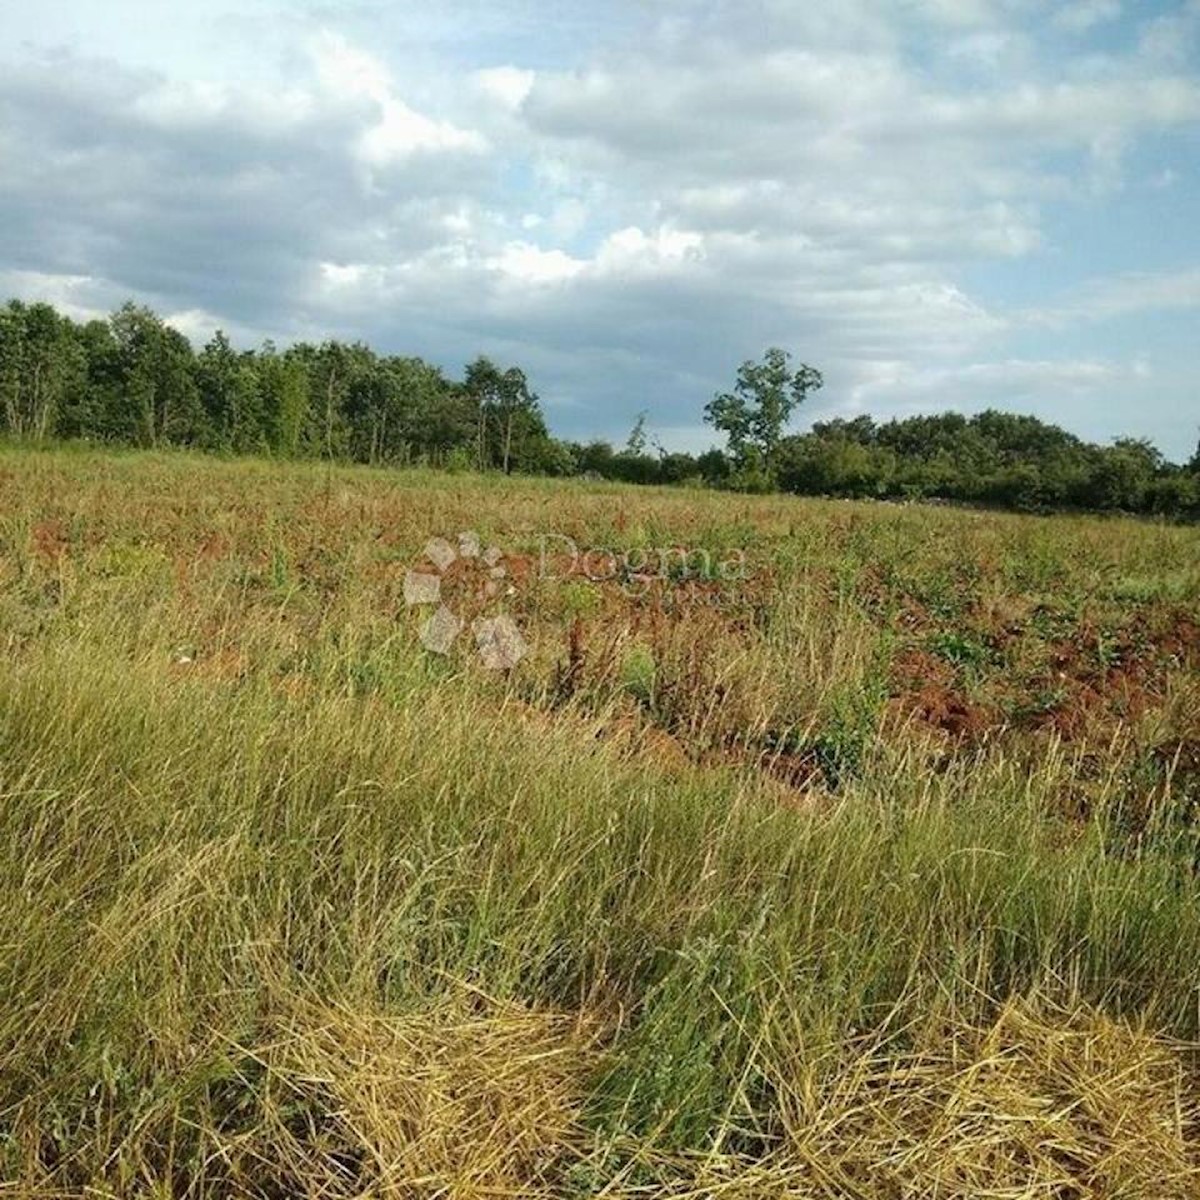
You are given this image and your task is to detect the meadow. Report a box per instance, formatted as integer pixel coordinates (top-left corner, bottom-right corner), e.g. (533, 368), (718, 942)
(1, 442), (1199, 1197)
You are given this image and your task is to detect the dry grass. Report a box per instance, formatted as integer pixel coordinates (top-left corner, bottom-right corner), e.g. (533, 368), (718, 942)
(770, 1001), (1200, 1199)
(206, 993), (600, 1199)
(11, 993), (1192, 1198)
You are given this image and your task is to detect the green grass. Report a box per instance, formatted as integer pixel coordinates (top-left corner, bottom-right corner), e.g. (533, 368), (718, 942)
(0, 443), (1198, 1195)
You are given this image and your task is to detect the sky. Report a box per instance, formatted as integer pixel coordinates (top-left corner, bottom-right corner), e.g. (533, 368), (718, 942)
(1, 0), (1198, 459)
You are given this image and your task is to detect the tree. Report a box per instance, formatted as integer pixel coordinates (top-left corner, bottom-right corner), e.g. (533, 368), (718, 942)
(696, 447), (731, 486)
(574, 440), (616, 478)
(59, 319), (117, 439)
(464, 357), (548, 473)
(1083, 438), (1162, 511)
(257, 342), (309, 457)
(657, 451), (700, 484)
(0, 300), (84, 440)
(524, 437), (578, 477)
(295, 340), (364, 461)
(704, 348), (822, 478)
(3, 292), (1197, 517)
(625, 411), (649, 456)
(1145, 470), (1198, 517)
(107, 303), (201, 446)
(811, 415), (876, 445)
(197, 331), (265, 452)
(378, 356), (457, 465)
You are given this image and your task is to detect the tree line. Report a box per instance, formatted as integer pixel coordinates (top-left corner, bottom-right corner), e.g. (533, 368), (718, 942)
(2, 297), (1197, 518)
(0, 299), (567, 474)
(701, 348), (1200, 517)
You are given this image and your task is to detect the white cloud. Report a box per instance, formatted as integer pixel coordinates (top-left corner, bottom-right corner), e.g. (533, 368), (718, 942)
(129, 78), (317, 134)
(911, 0), (1002, 28)
(0, 269), (106, 322)
(488, 241), (584, 284)
(911, 77), (1200, 142)
(474, 66), (536, 110)
(320, 262), (368, 288)
(844, 356), (1149, 426)
(1025, 267), (1200, 326)
(1052, 1), (1122, 34)
(162, 306), (229, 344)
(312, 32), (485, 164)
(595, 226), (704, 273)
(520, 31), (1200, 294)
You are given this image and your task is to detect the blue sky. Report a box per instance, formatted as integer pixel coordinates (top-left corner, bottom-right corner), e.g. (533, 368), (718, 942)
(1, 0), (1197, 458)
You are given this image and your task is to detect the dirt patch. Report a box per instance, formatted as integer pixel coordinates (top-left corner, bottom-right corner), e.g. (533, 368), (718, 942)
(30, 520), (69, 562)
(886, 648), (998, 740)
(1154, 610), (1200, 665)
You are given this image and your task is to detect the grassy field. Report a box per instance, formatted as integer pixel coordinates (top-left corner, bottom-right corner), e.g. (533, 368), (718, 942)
(1, 442), (1199, 1197)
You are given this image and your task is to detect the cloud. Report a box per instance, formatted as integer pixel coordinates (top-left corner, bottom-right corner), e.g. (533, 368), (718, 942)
(474, 66), (536, 111)
(1138, 1), (1200, 65)
(1025, 267), (1200, 325)
(0, 269), (109, 323)
(0, 0), (1197, 459)
(0, 40), (490, 338)
(487, 242), (584, 284)
(852, 356), (1145, 404)
(311, 32), (486, 165)
(1052, 1), (1122, 34)
(519, 30), (1200, 282)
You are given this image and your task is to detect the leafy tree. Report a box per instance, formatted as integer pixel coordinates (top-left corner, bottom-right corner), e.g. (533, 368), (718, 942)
(197, 331), (265, 452)
(609, 451), (661, 484)
(657, 451), (700, 484)
(464, 357), (548, 473)
(294, 340), (365, 460)
(58, 319), (116, 439)
(705, 348), (822, 478)
(572, 440), (616, 478)
(778, 435), (887, 498)
(256, 342), (309, 457)
(810, 415), (877, 445)
(1083, 439), (1162, 511)
(625, 411), (649, 456)
(524, 437), (578, 477)
(1145, 470), (1199, 517)
(382, 356), (458, 464)
(107, 303), (201, 446)
(696, 448), (731, 486)
(0, 300), (84, 440)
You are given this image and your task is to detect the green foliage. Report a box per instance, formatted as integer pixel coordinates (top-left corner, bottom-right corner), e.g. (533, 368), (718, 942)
(928, 630), (993, 670)
(107, 302), (204, 446)
(0, 300), (84, 440)
(625, 410), (649, 456)
(464, 355), (553, 472)
(621, 644), (657, 705)
(704, 347), (823, 477)
(775, 410), (1197, 519)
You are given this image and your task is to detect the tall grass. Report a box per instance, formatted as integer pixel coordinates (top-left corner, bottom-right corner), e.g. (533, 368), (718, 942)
(0, 444), (1197, 1194)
